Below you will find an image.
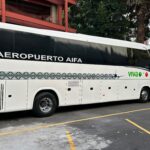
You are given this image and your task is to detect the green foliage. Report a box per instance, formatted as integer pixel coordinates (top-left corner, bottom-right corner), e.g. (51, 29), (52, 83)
(69, 0), (150, 42)
(125, 0), (150, 42)
(70, 0), (130, 40)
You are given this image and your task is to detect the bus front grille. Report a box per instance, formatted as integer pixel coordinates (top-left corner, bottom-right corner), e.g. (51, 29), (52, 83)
(0, 84), (4, 110)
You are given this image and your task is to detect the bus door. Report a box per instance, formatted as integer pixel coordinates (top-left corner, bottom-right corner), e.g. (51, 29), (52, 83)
(5, 80), (27, 111)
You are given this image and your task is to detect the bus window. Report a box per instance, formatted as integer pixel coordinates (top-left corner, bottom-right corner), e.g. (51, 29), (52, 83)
(128, 48), (150, 69)
(15, 31), (54, 56)
(0, 29), (14, 52)
(127, 48), (135, 65)
(106, 46), (128, 66)
(87, 43), (106, 65)
(54, 37), (86, 63)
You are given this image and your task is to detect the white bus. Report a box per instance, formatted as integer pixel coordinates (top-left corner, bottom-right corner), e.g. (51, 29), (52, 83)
(0, 23), (150, 117)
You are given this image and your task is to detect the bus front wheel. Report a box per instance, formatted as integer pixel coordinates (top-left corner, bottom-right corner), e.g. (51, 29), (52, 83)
(33, 92), (57, 117)
(140, 88), (150, 103)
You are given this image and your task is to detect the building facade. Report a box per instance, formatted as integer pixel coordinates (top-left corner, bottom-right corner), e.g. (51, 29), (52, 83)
(0, 0), (76, 32)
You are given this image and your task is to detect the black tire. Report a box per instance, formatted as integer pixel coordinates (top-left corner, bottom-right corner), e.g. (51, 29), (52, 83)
(33, 92), (57, 117)
(139, 88), (150, 103)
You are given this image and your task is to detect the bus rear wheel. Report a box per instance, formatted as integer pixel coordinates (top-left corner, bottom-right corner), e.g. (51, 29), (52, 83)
(140, 88), (150, 103)
(33, 92), (57, 117)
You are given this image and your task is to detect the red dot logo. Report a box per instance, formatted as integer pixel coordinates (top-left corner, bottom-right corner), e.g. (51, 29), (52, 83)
(145, 72), (149, 77)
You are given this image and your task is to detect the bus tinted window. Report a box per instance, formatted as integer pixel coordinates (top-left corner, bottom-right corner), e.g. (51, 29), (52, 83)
(0, 29), (14, 52)
(108, 46), (128, 66)
(87, 43), (128, 66)
(15, 31), (54, 55)
(87, 43), (106, 65)
(128, 48), (150, 68)
(54, 37), (86, 63)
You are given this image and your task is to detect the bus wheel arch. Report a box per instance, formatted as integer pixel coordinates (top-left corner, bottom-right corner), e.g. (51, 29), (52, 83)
(33, 89), (59, 117)
(140, 86), (150, 103)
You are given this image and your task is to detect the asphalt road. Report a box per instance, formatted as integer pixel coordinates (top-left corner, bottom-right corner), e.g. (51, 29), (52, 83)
(0, 100), (150, 150)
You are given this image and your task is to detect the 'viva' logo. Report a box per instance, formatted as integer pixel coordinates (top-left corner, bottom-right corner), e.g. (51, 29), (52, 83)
(128, 72), (142, 77)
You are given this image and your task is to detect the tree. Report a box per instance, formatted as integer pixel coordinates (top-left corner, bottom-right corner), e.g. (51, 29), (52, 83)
(70, 0), (150, 43)
(70, 0), (130, 40)
(125, 0), (150, 43)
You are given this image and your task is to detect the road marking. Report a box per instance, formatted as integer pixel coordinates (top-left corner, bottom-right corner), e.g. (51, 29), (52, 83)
(126, 119), (150, 135)
(0, 107), (150, 137)
(66, 131), (76, 150)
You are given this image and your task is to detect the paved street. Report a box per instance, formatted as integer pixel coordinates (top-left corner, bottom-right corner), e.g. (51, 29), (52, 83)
(0, 100), (150, 150)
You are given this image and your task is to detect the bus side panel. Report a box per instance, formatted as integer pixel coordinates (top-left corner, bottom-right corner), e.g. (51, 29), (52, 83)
(117, 67), (149, 101)
(117, 80), (140, 100)
(5, 80), (27, 112)
(100, 80), (119, 102)
(82, 80), (124, 104)
(66, 80), (82, 105)
(82, 80), (101, 104)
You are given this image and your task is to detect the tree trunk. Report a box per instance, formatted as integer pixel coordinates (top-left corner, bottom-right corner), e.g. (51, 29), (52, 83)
(136, 5), (146, 43)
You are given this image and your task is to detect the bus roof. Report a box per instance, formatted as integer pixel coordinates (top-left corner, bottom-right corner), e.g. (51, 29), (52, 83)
(0, 23), (149, 51)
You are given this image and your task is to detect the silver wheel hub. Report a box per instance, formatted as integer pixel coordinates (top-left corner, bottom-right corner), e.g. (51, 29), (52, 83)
(39, 97), (53, 113)
(141, 91), (148, 101)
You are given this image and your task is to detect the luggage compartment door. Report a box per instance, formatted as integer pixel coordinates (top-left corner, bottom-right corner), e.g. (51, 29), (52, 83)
(5, 80), (27, 111)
